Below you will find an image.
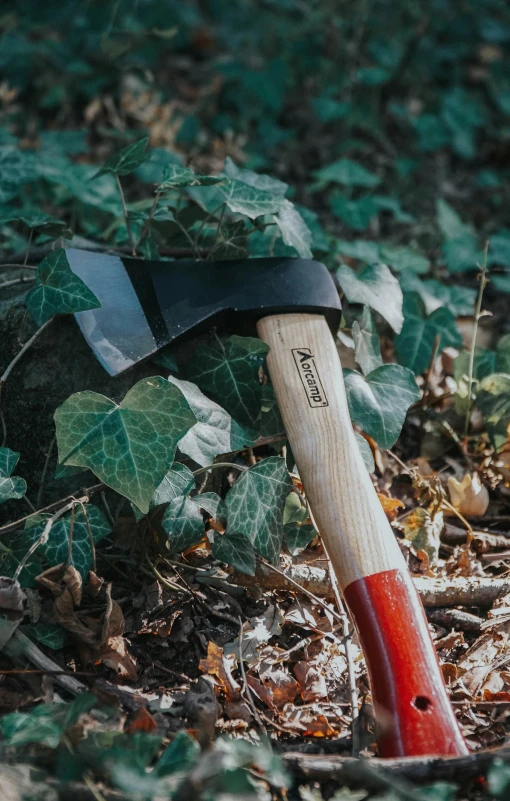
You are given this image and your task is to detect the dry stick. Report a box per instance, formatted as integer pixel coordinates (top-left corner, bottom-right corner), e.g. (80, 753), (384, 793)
(0, 263), (37, 271)
(0, 317), (53, 390)
(0, 482), (105, 536)
(237, 615), (266, 734)
(192, 461), (248, 479)
(464, 240), (490, 439)
(3, 629), (86, 695)
(0, 275), (35, 289)
(115, 174), (136, 257)
(37, 434), (56, 508)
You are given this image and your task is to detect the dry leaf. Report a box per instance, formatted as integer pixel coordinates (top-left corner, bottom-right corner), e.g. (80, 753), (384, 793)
(447, 473), (489, 517)
(377, 493), (405, 521)
(247, 666), (300, 710)
(403, 507), (443, 564)
(199, 641), (240, 700)
(294, 661), (328, 702)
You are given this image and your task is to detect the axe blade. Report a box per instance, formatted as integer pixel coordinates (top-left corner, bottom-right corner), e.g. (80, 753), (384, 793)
(67, 248), (341, 376)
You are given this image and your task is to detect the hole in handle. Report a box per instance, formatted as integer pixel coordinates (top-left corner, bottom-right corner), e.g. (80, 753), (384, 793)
(413, 695), (432, 711)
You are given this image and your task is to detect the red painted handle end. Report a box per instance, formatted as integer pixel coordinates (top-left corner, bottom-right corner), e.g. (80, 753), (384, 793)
(344, 569), (468, 758)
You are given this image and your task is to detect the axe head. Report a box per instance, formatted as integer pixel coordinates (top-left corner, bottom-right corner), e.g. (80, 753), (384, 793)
(67, 248), (341, 376)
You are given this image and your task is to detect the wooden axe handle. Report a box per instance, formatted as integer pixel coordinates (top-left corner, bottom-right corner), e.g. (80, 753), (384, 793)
(257, 313), (467, 758)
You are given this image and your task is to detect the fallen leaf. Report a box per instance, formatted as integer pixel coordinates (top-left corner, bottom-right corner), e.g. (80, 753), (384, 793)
(199, 641), (240, 700)
(247, 667), (300, 711)
(447, 473), (489, 517)
(294, 661), (328, 702)
(403, 507), (443, 564)
(377, 493), (405, 521)
(127, 706), (158, 733)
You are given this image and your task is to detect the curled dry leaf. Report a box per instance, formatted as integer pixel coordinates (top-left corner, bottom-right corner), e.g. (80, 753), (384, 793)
(377, 493), (405, 521)
(247, 665), (300, 710)
(447, 473), (489, 517)
(199, 640), (240, 700)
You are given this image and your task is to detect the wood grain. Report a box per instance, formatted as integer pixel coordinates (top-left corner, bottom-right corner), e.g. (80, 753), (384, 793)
(256, 313), (405, 590)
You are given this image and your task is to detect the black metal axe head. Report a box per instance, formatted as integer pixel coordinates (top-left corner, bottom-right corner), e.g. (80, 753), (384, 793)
(67, 248), (342, 376)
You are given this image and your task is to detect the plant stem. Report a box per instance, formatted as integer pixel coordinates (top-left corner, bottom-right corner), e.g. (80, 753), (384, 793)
(115, 174), (137, 257)
(464, 240), (490, 439)
(23, 229), (34, 266)
(0, 276), (36, 289)
(135, 189), (161, 251)
(192, 461), (248, 479)
(0, 318), (53, 391)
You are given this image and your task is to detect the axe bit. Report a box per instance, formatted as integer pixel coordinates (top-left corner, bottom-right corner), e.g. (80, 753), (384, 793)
(67, 248), (467, 758)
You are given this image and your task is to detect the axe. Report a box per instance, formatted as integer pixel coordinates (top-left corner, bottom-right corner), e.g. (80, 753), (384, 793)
(67, 248), (467, 758)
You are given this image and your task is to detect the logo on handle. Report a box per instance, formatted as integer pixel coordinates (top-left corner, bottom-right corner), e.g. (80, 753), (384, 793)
(292, 348), (329, 408)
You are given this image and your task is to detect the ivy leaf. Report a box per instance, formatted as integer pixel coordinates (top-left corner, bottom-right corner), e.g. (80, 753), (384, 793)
(0, 533), (42, 588)
(0, 211), (71, 238)
(0, 694), (96, 748)
(162, 495), (205, 552)
(283, 523), (315, 556)
(54, 377), (196, 513)
(274, 200), (313, 258)
(0, 448), (26, 504)
(223, 157), (288, 195)
(314, 158), (380, 188)
(344, 365), (420, 449)
(25, 248), (101, 326)
(337, 239), (380, 264)
(168, 376), (253, 467)
(156, 164), (227, 190)
(395, 293), (462, 374)
(336, 262), (404, 333)
(226, 456), (292, 564)
(152, 463), (195, 508)
(155, 731), (200, 778)
(329, 194), (378, 231)
(218, 179), (286, 219)
(477, 374), (510, 448)
(211, 532), (256, 575)
(399, 274), (476, 316)
(186, 336), (269, 428)
(214, 220), (248, 260)
(436, 199), (481, 273)
(352, 307), (383, 375)
(379, 245), (430, 274)
(93, 136), (150, 179)
(356, 433), (375, 472)
(29, 505), (111, 578)
(22, 623), (66, 651)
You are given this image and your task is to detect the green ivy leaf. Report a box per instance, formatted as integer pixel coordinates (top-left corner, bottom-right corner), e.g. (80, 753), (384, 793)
(152, 463), (195, 508)
(218, 179), (286, 219)
(356, 433), (375, 472)
(0, 448), (26, 504)
(25, 249), (101, 326)
(155, 731), (200, 777)
(29, 505), (111, 578)
(337, 239), (380, 264)
(186, 336), (269, 429)
(395, 293), (462, 375)
(283, 523), (315, 556)
(314, 158), (380, 188)
(157, 164), (227, 190)
(168, 376), (253, 467)
(226, 456), (292, 564)
(399, 274), (476, 316)
(211, 532), (256, 575)
(54, 377), (196, 513)
(336, 262), (404, 333)
(329, 194), (378, 231)
(379, 244), (430, 274)
(477, 374), (510, 448)
(0, 694), (96, 748)
(22, 622), (66, 651)
(162, 495), (205, 552)
(214, 220), (248, 260)
(436, 199), (481, 273)
(93, 136), (150, 179)
(344, 364), (420, 449)
(352, 307), (383, 375)
(274, 200), (312, 258)
(0, 534), (42, 588)
(0, 211), (71, 238)
(224, 157), (288, 195)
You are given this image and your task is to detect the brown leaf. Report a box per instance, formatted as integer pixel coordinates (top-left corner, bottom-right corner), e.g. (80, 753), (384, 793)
(447, 473), (489, 517)
(279, 703), (346, 737)
(88, 635), (138, 682)
(294, 661), (327, 702)
(127, 706), (157, 734)
(199, 641), (240, 700)
(377, 493), (405, 521)
(247, 665), (299, 710)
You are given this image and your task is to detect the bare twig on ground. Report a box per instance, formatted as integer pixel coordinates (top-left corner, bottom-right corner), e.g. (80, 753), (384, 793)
(3, 630), (87, 695)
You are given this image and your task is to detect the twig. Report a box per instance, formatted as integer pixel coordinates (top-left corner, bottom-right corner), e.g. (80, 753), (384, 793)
(37, 434), (56, 508)
(464, 240), (490, 438)
(0, 318), (53, 391)
(0, 275), (35, 289)
(0, 263), (37, 271)
(192, 461), (248, 479)
(3, 630), (86, 695)
(0, 483), (105, 536)
(421, 333), (441, 410)
(238, 615), (266, 733)
(115, 174), (136, 257)
(24, 228), (34, 266)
